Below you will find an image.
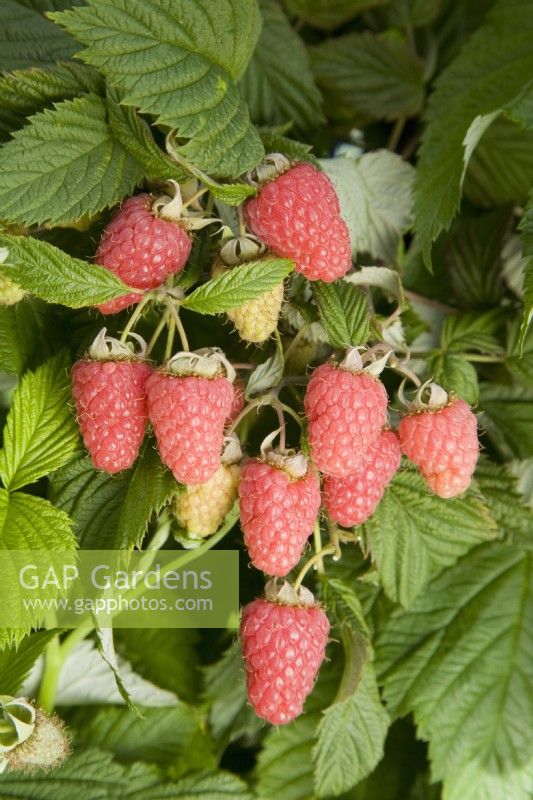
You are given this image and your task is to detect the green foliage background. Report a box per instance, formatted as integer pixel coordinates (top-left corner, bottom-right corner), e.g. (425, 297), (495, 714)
(0, 0), (532, 798)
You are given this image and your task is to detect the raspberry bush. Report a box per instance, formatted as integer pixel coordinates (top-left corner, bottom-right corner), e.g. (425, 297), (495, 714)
(0, 1), (531, 798)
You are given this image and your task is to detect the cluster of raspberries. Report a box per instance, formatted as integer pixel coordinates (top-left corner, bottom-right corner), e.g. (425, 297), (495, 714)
(72, 157), (479, 727)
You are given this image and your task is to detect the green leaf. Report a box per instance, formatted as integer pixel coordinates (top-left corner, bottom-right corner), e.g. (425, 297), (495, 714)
(313, 666), (390, 797)
(376, 544), (533, 800)
(0, 234), (129, 308)
(519, 192), (533, 350)
(507, 313), (533, 387)
(114, 443), (177, 549)
(0, 489), (75, 550)
(440, 757), (533, 800)
(0, 62), (103, 140)
(50, 638), (177, 707)
(0, 750), (125, 799)
(320, 577), (370, 655)
(445, 210), (510, 309)
(0, 353), (79, 491)
(52, 0), (265, 178)
(440, 310), (504, 353)
(0, 300), (58, 375)
(429, 352), (479, 405)
(165, 143), (256, 206)
(0, 0), (76, 71)
(464, 116), (533, 208)
(322, 152), (415, 262)
(50, 454), (129, 548)
(413, 0), (533, 262)
(284, 0), (387, 31)
(0, 94), (143, 226)
(240, 0), (324, 135)
(347, 265), (405, 309)
(363, 466), (497, 606)
(0, 490), (75, 648)
(246, 336), (284, 397)
(475, 459), (533, 550)
(387, 0), (442, 27)
(0, 748), (252, 799)
(257, 715), (318, 800)
(313, 280), (370, 349)
(161, 771), (254, 799)
(116, 628), (200, 704)
(74, 705), (215, 777)
(106, 87), (187, 184)
(183, 258), (293, 315)
(311, 31), (425, 122)
(479, 384), (533, 460)
(203, 640), (263, 743)
(255, 659), (342, 800)
(258, 128), (315, 163)
(313, 579), (388, 796)
(0, 630), (58, 695)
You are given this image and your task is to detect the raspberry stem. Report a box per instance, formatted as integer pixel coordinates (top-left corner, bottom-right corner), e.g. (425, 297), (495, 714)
(164, 313), (176, 361)
(293, 544), (337, 591)
(313, 519), (324, 574)
(182, 187), (209, 210)
(272, 400), (287, 451)
(227, 398), (263, 434)
(146, 310), (170, 356)
(237, 204), (247, 236)
(166, 300), (189, 351)
(119, 293), (152, 343)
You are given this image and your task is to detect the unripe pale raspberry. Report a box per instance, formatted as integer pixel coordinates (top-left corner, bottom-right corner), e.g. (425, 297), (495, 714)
(72, 344), (152, 475)
(240, 582), (330, 725)
(147, 350), (234, 485)
(96, 193), (192, 315)
(323, 429), (401, 527)
(244, 162), (351, 283)
(212, 256), (283, 343)
(304, 361), (388, 477)
(399, 396), (479, 498)
(4, 709), (69, 773)
(0, 272), (25, 305)
(174, 462), (241, 538)
(239, 452), (321, 576)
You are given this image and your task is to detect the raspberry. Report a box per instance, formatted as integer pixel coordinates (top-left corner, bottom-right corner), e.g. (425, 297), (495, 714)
(240, 581), (329, 725)
(72, 331), (151, 474)
(304, 357), (388, 477)
(174, 437), (242, 538)
(4, 708), (69, 773)
(0, 272), (25, 305)
(147, 349), (234, 485)
(239, 451), (321, 576)
(398, 392), (479, 498)
(227, 377), (245, 426)
(95, 192), (192, 315)
(98, 291), (144, 316)
(244, 157), (351, 283)
(323, 429), (401, 527)
(212, 255), (283, 343)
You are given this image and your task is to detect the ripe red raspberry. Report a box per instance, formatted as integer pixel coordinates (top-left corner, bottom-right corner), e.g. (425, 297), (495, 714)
(240, 581), (330, 725)
(71, 330), (151, 474)
(147, 349), (235, 485)
(398, 388), (479, 498)
(323, 429), (401, 527)
(226, 377), (245, 426)
(239, 450), (321, 576)
(96, 192), (192, 315)
(304, 353), (388, 477)
(244, 156), (351, 283)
